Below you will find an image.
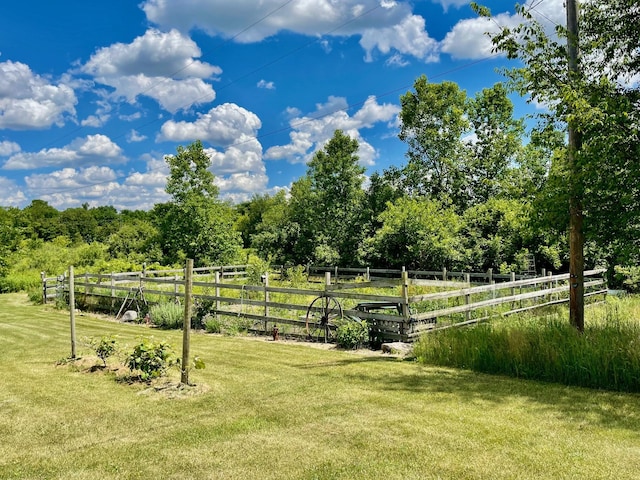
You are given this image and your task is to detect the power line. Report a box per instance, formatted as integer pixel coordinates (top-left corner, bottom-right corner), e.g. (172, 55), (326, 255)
(21, 2), (546, 199)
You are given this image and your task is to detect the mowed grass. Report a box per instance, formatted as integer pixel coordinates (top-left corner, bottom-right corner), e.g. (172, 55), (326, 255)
(1, 293), (639, 479)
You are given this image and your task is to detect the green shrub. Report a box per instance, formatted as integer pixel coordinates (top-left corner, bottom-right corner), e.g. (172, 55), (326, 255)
(0, 271), (41, 293)
(246, 255), (270, 285)
(613, 265), (640, 292)
(203, 315), (252, 336)
(204, 316), (222, 333)
(150, 302), (183, 329)
(335, 318), (369, 349)
(283, 265), (307, 286)
(193, 299), (215, 330)
(126, 338), (177, 381)
(87, 336), (118, 366)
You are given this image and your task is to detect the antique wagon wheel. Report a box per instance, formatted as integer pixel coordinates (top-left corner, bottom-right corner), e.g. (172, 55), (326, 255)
(305, 294), (343, 342)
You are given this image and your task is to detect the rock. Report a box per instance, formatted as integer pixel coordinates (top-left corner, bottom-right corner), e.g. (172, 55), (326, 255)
(381, 342), (413, 356)
(121, 310), (138, 322)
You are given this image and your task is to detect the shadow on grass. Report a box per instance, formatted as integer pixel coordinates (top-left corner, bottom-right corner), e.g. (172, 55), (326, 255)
(296, 354), (640, 433)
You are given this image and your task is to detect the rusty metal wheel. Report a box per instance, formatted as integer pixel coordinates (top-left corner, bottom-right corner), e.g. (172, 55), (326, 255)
(305, 294), (342, 342)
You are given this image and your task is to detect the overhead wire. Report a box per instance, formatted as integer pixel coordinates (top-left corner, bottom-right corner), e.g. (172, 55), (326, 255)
(23, 1), (552, 198)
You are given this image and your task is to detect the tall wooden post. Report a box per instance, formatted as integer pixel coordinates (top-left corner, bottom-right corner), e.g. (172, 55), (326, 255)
(69, 266), (77, 359)
(567, 0), (584, 332)
(215, 271), (221, 323)
(401, 270), (410, 339)
(263, 272), (270, 333)
(41, 271), (46, 304)
(181, 259), (193, 385)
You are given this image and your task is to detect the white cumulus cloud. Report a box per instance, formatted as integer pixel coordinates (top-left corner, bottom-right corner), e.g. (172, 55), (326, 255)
(0, 60), (77, 130)
(265, 95), (399, 166)
(141, 0), (439, 62)
(158, 103), (262, 148)
(80, 29), (220, 113)
(2, 134), (126, 170)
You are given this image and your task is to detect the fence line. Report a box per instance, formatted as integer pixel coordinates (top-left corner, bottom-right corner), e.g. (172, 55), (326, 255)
(50, 265), (607, 343)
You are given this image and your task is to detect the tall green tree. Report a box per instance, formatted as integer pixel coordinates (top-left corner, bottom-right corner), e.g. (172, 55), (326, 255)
(289, 130), (367, 265)
(157, 140), (242, 267)
(397, 76), (469, 205)
(475, 0), (639, 328)
(465, 83), (525, 205)
(367, 196), (463, 270)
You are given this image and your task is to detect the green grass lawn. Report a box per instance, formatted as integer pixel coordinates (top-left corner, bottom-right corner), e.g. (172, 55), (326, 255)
(1, 293), (639, 480)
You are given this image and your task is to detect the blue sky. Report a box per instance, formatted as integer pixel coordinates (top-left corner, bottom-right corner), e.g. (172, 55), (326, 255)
(0, 0), (564, 210)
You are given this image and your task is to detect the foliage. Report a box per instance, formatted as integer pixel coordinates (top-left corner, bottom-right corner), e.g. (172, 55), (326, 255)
(367, 196), (463, 269)
(335, 318), (369, 350)
(288, 130), (367, 265)
(245, 254), (270, 285)
(126, 338), (178, 381)
(613, 265), (640, 293)
(414, 300), (640, 392)
(158, 140), (242, 267)
(473, 1), (640, 276)
(396, 77), (469, 205)
(204, 315), (252, 336)
(86, 335), (118, 367)
(282, 265), (307, 287)
(149, 302), (183, 329)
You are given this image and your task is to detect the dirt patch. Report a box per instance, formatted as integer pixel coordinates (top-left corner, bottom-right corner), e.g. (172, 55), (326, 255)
(138, 381), (211, 399)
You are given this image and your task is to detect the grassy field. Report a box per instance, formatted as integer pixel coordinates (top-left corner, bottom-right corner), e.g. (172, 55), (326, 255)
(1, 293), (639, 479)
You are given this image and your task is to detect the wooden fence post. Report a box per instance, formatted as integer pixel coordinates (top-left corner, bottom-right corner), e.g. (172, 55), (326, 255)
(366, 267), (370, 282)
(181, 259), (193, 385)
(487, 268), (493, 284)
(401, 270), (410, 339)
(264, 272), (269, 334)
(465, 290), (471, 323)
(174, 274), (179, 301)
(69, 266), (77, 359)
(215, 271), (221, 323)
(325, 271), (331, 289)
(41, 271), (46, 304)
(442, 267), (447, 282)
(110, 273), (115, 314)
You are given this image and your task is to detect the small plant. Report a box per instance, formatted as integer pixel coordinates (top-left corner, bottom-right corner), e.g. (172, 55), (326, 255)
(283, 265), (307, 286)
(87, 335), (118, 367)
(204, 316), (222, 333)
(335, 319), (369, 349)
(126, 338), (178, 381)
(150, 302), (183, 329)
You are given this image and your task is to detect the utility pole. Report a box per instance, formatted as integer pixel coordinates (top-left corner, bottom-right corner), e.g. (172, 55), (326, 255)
(566, 0), (584, 332)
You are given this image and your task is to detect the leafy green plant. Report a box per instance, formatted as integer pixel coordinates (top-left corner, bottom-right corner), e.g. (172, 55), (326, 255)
(87, 335), (118, 367)
(246, 255), (270, 285)
(613, 265), (640, 293)
(150, 302), (183, 329)
(204, 316), (222, 333)
(335, 318), (369, 349)
(126, 338), (178, 381)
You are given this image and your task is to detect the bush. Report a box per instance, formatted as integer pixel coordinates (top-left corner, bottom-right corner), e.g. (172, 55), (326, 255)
(150, 302), (183, 329)
(204, 316), (222, 333)
(87, 336), (118, 366)
(203, 315), (252, 336)
(245, 255), (270, 285)
(126, 338), (177, 381)
(613, 265), (640, 292)
(335, 318), (369, 349)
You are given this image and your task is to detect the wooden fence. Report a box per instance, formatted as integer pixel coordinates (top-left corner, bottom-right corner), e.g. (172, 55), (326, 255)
(49, 265), (608, 344)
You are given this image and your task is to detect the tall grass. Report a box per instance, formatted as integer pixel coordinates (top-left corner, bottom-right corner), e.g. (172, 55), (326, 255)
(413, 298), (640, 392)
